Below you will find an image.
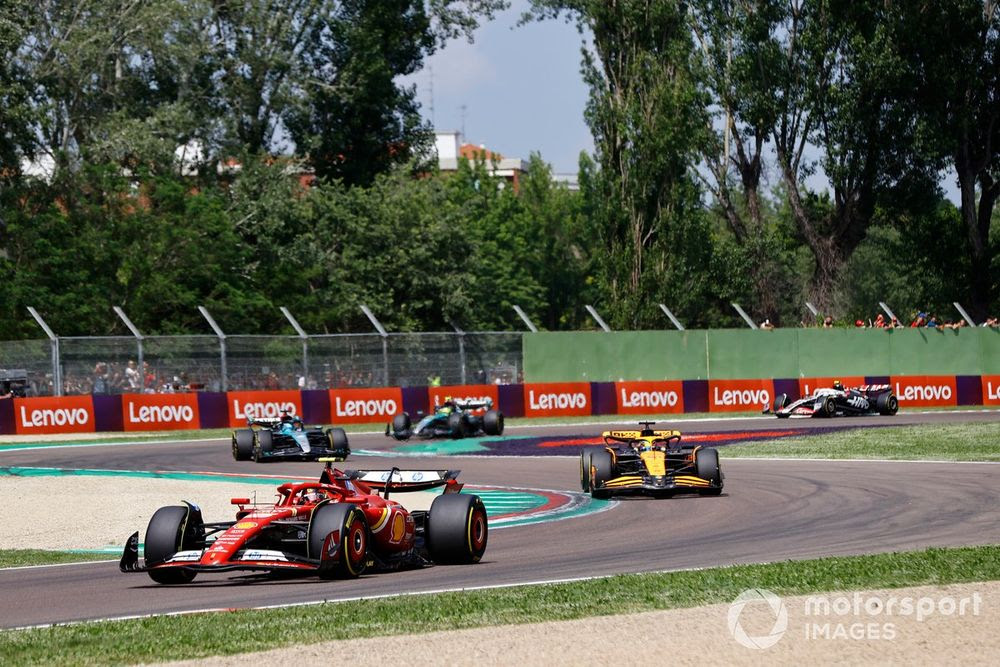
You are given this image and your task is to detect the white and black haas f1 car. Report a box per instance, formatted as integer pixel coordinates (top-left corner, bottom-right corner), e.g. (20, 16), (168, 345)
(232, 412), (350, 462)
(387, 398), (504, 441)
(580, 422), (724, 499)
(765, 382), (898, 418)
(120, 461), (488, 583)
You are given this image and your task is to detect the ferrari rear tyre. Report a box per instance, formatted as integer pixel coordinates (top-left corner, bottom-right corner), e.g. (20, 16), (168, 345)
(877, 392), (899, 416)
(483, 409), (504, 436)
(426, 494), (488, 565)
(144, 505), (204, 584)
(253, 430), (273, 462)
(391, 413), (411, 440)
(447, 412), (468, 438)
(232, 429), (254, 461)
(309, 503), (368, 579)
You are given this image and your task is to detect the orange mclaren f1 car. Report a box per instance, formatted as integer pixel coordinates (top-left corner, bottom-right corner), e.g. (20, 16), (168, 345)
(580, 422), (724, 499)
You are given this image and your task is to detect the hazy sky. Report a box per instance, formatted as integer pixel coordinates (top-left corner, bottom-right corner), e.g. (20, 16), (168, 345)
(404, 1), (594, 176)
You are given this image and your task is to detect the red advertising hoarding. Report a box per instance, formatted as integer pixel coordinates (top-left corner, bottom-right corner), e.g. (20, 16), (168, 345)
(121, 393), (200, 431)
(614, 380), (684, 414)
(708, 379), (774, 412)
(227, 390), (302, 427)
(13, 395), (96, 435)
(329, 387), (404, 424)
(891, 375), (958, 407)
(523, 382), (592, 417)
(982, 375), (1000, 406)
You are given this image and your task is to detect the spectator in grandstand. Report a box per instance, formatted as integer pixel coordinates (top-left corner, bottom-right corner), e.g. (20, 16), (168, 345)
(125, 360), (141, 392)
(873, 313), (886, 328)
(910, 312), (927, 327)
(855, 319), (865, 328)
(981, 316), (998, 327)
(890, 316), (902, 328)
(926, 313), (939, 328)
(822, 315), (834, 328)
(760, 318), (775, 330)
(92, 362), (110, 394)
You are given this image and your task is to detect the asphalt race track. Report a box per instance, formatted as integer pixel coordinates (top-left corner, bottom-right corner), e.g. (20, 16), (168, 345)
(2, 411), (999, 629)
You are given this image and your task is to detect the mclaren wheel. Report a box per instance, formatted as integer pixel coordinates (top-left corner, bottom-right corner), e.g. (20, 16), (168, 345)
(588, 448), (616, 499)
(483, 409), (504, 436)
(426, 494), (488, 565)
(391, 413), (411, 440)
(877, 392), (899, 416)
(232, 429), (254, 461)
(579, 446), (602, 492)
(253, 430), (274, 462)
(695, 447), (723, 496)
(308, 503), (368, 579)
(144, 504), (204, 584)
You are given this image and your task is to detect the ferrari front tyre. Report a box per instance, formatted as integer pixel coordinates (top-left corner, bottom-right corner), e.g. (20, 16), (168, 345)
(232, 429), (254, 461)
(253, 430), (274, 462)
(326, 427), (350, 456)
(144, 505), (203, 584)
(877, 392), (899, 416)
(695, 447), (723, 496)
(391, 413), (411, 440)
(483, 409), (504, 436)
(426, 494), (488, 565)
(308, 503), (368, 579)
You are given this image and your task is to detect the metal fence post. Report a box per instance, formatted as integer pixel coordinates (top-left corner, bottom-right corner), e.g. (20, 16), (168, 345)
(113, 306), (144, 387)
(450, 321), (466, 385)
(27, 307), (61, 396)
(731, 303), (758, 329)
(658, 304), (685, 330)
(198, 306), (227, 391)
(280, 307), (310, 387)
(360, 305), (389, 386)
(878, 302), (899, 324)
(512, 305), (539, 332)
(585, 305), (612, 332)
(953, 302), (977, 327)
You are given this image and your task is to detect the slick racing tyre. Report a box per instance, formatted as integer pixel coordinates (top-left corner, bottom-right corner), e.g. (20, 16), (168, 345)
(309, 503), (368, 579)
(426, 494), (488, 565)
(326, 427), (350, 457)
(391, 413), (411, 440)
(822, 396), (837, 417)
(579, 446), (605, 492)
(877, 392), (899, 416)
(253, 430), (274, 462)
(695, 447), (723, 496)
(588, 448), (616, 499)
(772, 393), (789, 417)
(144, 504), (204, 584)
(447, 412), (469, 438)
(483, 409), (504, 436)
(232, 429), (254, 461)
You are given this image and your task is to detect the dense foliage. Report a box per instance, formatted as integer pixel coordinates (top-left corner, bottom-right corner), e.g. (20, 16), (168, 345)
(0, 0), (997, 337)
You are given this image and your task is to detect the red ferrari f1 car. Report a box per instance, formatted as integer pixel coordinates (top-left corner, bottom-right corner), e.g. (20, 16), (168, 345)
(120, 461), (488, 583)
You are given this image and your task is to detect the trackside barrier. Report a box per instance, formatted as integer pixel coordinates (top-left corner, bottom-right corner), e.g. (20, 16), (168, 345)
(0, 376), (994, 435)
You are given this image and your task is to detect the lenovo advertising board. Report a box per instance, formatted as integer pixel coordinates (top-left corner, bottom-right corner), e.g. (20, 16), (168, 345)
(329, 387), (404, 423)
(708, 379), (774, 413)
(122, 393), (200, 431)
(13, 395), (96, 435)
(891, 375), (958, 407)
(523, 382), (592, 417)
(227, 390), (302, 427)
(614, 381), (684, 414)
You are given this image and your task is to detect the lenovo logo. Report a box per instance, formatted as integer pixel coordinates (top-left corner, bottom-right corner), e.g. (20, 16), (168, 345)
(127, 402), (195, 424)
(234, 400), (297, 420)
(334, 397), (398, 417)
(987, 382), (1000, 401)
(895, 383), (952, 402)
(19, 406), (89, 428)
(528, 390), (588, 411)
(619, 388), (679, 409)
(713, 387), (770, 407)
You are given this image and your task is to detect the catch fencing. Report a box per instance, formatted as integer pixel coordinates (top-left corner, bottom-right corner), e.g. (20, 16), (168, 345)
(0, 332), (523, 397)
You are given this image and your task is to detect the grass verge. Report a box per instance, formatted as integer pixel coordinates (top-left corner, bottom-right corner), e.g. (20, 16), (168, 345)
(2, 544), (998, 665)
(0, 550), (111, 569)
(722, 422), (1000, 461)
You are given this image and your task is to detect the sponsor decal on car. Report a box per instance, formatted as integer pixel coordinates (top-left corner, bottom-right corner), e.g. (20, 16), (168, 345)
(709, 379), (774, 412)
(227, 391), (301, 427)
(328, 387), (403, 423)
(614, 380), (684, 414)
(13, 396), (96, 435)
(240, 549), (288, 562)
(891, 375), (957, 407)
(121, 393), (199, 431)
(234, 521), (258, 530)
(523, 382), (591, 417)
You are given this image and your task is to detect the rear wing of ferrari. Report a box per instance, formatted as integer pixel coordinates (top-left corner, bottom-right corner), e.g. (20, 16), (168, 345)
(318, 460), (464, 494)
